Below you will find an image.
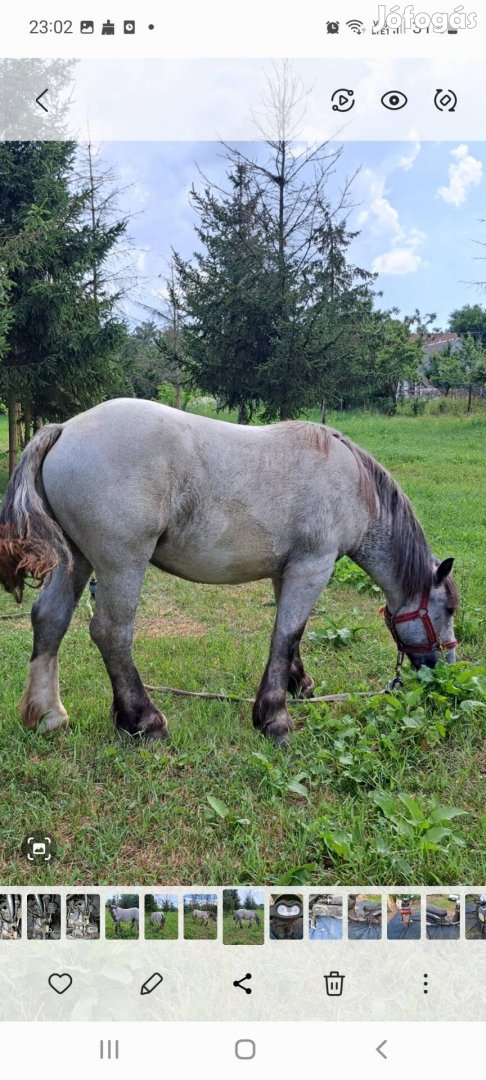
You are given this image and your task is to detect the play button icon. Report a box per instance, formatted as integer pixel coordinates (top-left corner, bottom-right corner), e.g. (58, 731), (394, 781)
(331, 88), (355, 112)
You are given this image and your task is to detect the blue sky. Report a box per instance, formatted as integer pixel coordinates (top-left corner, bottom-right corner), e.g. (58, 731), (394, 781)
(100, 140), (486, 329)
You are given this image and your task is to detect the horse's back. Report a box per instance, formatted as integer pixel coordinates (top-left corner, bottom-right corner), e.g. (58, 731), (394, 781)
(40, 398), (370, 581)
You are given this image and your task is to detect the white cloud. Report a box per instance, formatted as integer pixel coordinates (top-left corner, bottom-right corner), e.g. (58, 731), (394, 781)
(397, 140), (421, 172)
(437, 144), (483, 207)
(136, 248), (150, 271)
(372, 249), (423, 275)
(357, 151), (425, 276)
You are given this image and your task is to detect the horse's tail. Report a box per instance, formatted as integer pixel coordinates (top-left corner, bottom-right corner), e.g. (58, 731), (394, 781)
(0, 424), (72, 603)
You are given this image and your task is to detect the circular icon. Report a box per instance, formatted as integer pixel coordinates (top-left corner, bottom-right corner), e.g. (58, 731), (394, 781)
(331, 88), (355, 112)
(381, 90), (408, 111)
(434, 89), (457, 112)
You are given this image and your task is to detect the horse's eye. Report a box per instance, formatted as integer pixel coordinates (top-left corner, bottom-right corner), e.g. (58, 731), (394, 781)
(446, 607), (454, 616)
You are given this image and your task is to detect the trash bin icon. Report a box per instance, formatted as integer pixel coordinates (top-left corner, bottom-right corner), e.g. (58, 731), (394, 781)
(324, 971), (345, 996)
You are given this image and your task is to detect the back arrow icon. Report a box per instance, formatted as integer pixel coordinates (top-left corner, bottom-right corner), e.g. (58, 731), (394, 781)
(36, 89), (49, 112)
(376, 1039), (388, 1059)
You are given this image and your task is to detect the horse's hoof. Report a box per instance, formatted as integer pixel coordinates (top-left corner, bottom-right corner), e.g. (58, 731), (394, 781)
(144, 720), (169, 743)
(36, 709), (69, 734)
(117, 713), (169, 742)
(21, 703), (68, 733)
(261, 709), (293, 747)
(298, 674), (314, 699)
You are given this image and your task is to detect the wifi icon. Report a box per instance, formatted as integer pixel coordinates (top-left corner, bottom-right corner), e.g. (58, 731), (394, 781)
(347, 19), (365, 34)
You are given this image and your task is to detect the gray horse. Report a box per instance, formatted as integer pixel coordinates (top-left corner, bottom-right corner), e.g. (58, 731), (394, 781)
(107, 902), (139, 936)
(192, 908), (216, 925)
(150, 911), (165, 931)
(0, 398), (458, 745)
(233, 908), (261, 928)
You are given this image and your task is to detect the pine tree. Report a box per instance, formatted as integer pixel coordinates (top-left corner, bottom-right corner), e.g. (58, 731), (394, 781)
(173, 160), (272, 423)
(0, 141), (129, 472)
(175, 64), (375, 422)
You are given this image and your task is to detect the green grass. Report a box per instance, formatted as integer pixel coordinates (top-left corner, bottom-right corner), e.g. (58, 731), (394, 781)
(426, 894), (456, 910)
(223, 909), (264, 944)
(183, 912), (218, 939)
(144, 909), (179, 940)
(0, 409), (485, 888)
(105, 907), (140, 940)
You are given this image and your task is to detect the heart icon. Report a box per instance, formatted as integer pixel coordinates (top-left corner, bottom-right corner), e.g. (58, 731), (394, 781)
(48, 973), (73, 995)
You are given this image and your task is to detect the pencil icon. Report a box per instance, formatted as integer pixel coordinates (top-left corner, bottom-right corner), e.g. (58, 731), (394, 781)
(140, 972), (163, 996)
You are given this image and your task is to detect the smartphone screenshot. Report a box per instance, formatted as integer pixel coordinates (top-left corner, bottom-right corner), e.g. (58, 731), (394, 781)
(0, 2), (485, 1075)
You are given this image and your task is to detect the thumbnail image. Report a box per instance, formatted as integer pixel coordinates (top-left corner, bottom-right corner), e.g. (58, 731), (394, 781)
(183, 894), (218, 939)
(309, 894), (345, 940)
(105, 895), (140, 939)
(66, 894), (100, 939)
(269, 894), (304, 940)
(26, 894), (61, 940)
(465, 894), (486, 939)
(387, 894), (421, 940)
(0, 894), (21, 940)
(144, 894), (179, 939)
(425, 894), (460, 939)
(347, 894), (382, 940)
(223, 888), (264, 944)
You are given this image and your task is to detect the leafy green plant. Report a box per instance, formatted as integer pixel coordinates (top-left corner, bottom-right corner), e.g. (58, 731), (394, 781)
(250, 752), (309, 799)
(371, 791), (467, 852)
(308, 617), (365, 647)
(205, 794), (250, 827)
(331, 557), (382, 594)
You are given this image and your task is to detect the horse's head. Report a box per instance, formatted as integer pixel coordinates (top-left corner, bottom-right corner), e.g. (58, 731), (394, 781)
(384, 557), (458, 669)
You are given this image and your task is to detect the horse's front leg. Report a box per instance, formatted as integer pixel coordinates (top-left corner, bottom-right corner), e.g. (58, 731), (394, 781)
(89, 565), (167, 741)
(255, 556), (335, 745)
(272, 577), (314, 699)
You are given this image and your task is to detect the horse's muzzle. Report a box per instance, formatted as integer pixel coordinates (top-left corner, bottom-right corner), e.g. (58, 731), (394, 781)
(409, 646), (456, 669)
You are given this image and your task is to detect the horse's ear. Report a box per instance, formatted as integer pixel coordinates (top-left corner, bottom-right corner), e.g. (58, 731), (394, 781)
(434, 557), (454, 585)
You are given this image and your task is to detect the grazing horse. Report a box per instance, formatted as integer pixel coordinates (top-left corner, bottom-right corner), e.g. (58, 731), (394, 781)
(150, 911), (165, 931)
(0, 399), (458, 746)
(233, 908), (261, 928)
(107, 903), (139, 936)
(192, 909), (216, 925)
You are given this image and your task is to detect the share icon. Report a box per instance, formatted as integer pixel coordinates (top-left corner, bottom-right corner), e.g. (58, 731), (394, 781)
(233, 973), (252, 994)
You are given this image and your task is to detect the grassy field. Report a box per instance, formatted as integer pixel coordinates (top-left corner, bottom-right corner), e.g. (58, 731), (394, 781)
(105, 906), (140, 940)
(0, 408), (485, 887)
(183, 911), (218, 939)
(144, 908), (179, 940)
(223, 909), (264, 944)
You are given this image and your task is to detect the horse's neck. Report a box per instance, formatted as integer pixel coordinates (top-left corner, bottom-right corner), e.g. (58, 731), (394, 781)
(351, 526), (404, 612)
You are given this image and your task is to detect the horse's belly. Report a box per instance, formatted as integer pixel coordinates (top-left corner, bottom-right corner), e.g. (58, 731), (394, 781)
(151, 536), (275, 584)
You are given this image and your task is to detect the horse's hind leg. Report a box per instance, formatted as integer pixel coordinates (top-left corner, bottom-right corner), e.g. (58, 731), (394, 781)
(20, 546), (91, 733)
(255, 556), (335, 744)
(272, 577), (314, 698)
(89, 564), (167, 741)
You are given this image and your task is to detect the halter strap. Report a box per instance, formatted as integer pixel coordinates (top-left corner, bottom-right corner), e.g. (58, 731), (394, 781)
(382, 592), (457, 656)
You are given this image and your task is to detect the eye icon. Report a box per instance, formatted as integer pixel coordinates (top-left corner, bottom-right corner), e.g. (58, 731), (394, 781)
(381, 90), (408, 111)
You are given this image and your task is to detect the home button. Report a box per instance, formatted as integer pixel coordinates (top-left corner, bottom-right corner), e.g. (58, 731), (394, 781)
(235, 1039), (256, 1060)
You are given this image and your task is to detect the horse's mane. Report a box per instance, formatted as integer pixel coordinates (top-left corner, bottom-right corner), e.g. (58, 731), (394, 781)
(295, 421), (434, 602)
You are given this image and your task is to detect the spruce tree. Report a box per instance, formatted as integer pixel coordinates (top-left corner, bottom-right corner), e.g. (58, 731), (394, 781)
(173, 160), (272, 423)
(0, 141), (129, 471)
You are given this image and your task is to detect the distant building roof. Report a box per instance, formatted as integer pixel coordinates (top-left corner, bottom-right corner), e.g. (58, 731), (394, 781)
(411, 332), (461, 368)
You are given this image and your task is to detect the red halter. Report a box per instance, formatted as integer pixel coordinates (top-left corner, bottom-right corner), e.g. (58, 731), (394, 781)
(382, 592), (457, 656)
